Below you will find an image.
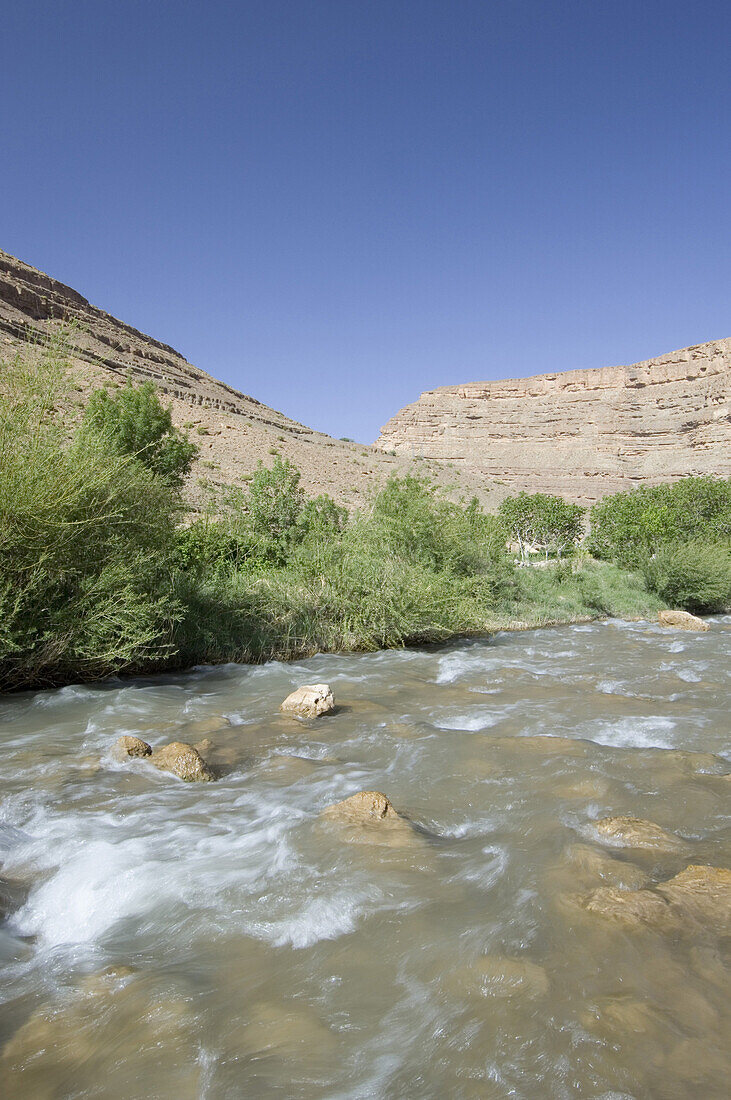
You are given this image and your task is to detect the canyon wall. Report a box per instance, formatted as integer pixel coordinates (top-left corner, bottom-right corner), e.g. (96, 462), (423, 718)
(376, 343), (731, 502)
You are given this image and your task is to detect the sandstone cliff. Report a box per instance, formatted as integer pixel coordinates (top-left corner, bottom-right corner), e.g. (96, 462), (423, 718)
(0, 249), (491, 509)
(375, 343), (730, 502)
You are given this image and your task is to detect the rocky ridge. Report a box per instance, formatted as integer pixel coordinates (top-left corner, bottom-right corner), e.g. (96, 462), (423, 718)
(0, 249), (496, 510)
(376, 343), (731, 503)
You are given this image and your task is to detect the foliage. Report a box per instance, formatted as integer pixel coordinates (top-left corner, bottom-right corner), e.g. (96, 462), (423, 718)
(498, 492), (585, 561)
(641, 541), (731, 614)
(589, 477), (731, 567)
(79, 379), (197, 486)
(5, 346), (726, 692)
(0, 352), (182, 690)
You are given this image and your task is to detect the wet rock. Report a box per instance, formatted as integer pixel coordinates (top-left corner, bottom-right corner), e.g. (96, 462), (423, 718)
(594, 815), (688, 853)
(321, 790), (419, 846)
(584, 996), (666, 1036)
(581, 864), (731, 935)
(564, 844), (649, 890)
(280, 683), (335, 719)
(582, 884), (680, 933)
(241, 1002), (338, 1059)
(150, 741), (216, 782)
(656, 864), (731, 935)
(182, 714), (229, 738)
(111, 735), (152, 761)
(658, 609), (709, 631)
(192, 737), (213, 758)
(452, 955), (550, 1000)
(1, 968), (200, 1100)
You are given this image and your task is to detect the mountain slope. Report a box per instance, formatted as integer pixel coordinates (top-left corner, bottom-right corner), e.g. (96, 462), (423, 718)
(0, 249), (494, 509)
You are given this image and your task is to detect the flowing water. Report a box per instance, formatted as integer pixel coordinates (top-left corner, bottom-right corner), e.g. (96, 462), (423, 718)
(0, 618), (729, 1099)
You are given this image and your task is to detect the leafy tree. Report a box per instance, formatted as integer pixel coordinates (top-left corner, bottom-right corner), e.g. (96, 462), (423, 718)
(79, 380), (197, 486)
(589, 477), (731, 567)
(498, 492), (584, 561)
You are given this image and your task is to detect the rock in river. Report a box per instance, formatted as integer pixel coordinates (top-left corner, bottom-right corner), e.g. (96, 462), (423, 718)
(280, 683), (335, 719)
(658, 609), (709, 631)
(581, 864), (731, 935)
(321, 790), (419, 846)
(594, 815), (688, 853)
(150, 742), (216, 782)
(111, 735), (152, 761)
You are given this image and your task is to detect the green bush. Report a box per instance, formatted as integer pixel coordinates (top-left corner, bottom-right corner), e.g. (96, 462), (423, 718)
(79, 379), (197, 487)
(641, 541), (731, 614)
(0, 355), (182, 689)
(589, 477), (731, 567)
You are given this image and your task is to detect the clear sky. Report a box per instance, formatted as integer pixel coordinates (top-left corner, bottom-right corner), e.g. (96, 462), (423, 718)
(2, 1), (729, 442)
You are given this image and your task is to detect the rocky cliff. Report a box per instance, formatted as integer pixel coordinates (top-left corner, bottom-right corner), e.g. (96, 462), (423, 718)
(0, 249), (492, 509)
(376, 343), (731, 502)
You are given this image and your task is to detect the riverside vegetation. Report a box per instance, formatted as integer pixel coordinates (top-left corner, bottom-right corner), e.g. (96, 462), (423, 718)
(1, 348), (729, 691)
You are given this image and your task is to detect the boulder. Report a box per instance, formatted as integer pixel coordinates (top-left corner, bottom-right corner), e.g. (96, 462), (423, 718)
(658, 609), (709, 631)
(321, 790), (418, 846)
(656, 865), (731, 936)
(111, 735), (152, 761)
(581, 864), (731, 935)
(150, 742), (215, 782)
(280, 684), (335, 719)
(594, 815), (687, 853)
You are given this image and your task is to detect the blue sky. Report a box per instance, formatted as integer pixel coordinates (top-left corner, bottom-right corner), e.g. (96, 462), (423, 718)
(2, 1), (729, 441)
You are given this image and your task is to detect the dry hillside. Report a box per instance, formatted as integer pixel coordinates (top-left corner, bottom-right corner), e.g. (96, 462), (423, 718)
(0, 248), (497, 511)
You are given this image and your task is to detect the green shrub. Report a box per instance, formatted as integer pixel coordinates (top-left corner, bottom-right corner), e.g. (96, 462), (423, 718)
(589, 477), (731, 567)
(641, 541), (731, 613)
(79, 380), (197, 487)
(0, 356), (182, 689)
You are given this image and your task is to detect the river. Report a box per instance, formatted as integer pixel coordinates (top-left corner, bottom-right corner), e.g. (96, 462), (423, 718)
(0, 617), (729, 1098)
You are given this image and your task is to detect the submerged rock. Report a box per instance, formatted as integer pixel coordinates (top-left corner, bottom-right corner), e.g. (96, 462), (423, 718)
(581, 864), (731, 935)
(448, 955), (550, 1000)
(594, 815), (688, 853)
(658, 609), (709, 631)
(1, 966), (200, 1099)
(150, 742), (216, 782)
(321, 790), (419, 846)
(280, 684), (335, 719)
(111, 735), (152, 761)
(564, 844), (649, 890)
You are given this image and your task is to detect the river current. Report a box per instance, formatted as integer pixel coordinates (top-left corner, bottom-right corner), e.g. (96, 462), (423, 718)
(0, 617), (729, 1098)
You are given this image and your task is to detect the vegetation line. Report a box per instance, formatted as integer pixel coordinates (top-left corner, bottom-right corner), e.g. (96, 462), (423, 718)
(1, 343), (729, 693)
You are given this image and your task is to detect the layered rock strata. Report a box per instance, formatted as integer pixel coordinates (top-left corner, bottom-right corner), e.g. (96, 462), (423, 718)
(376, 343), (731, 503)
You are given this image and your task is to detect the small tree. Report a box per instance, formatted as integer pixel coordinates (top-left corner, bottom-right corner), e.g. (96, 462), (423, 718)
(79, 380), (197, 487)
(499, 492), (584, 562)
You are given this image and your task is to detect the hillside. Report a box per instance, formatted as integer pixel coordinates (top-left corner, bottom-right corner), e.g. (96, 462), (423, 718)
(376, 342), (731, 503)
(0, 249), (495, 510)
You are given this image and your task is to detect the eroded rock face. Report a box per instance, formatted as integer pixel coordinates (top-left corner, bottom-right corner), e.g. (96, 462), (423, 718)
(658, 609), (710, 631)
(111, 735), (152, 761)
(375, 341), (731, 504)
(280, 684), (335, 719)
(594, 815), (688, 853)
(581, 864), (731, 935)
(150, 742), (216, 782)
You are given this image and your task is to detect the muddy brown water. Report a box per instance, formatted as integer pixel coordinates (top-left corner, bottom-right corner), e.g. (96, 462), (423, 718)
(0, 617), (729, 1098)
